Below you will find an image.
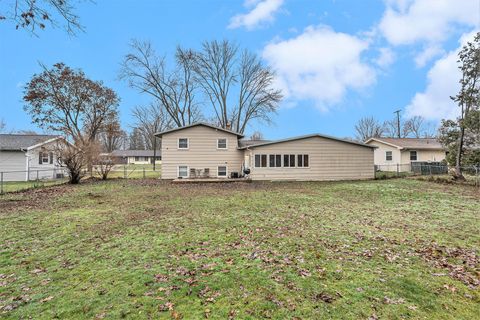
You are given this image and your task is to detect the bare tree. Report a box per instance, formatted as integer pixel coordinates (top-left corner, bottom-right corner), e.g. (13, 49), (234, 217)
(128, 128), (146, 150)
(119, 40), (202, 127)
(355, 116), (384, 141)
(92, 142), (115, 180)
(383, 119), (411, 138)
(192, 40), (281, 134)
(249, 130), (264, 141)
(235, 50), (282, 133)
(0, 118), (6, 132)
(0, 0), (85, 35)
(131, 103), (173, 170)
(23, 63), (120, 146)
(55, 142), (85, 184)
(98, 116), (125, 152)
(404, 116), (426, 138)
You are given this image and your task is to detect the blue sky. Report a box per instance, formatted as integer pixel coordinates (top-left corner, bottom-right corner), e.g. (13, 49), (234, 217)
(0, 0), (478, 139)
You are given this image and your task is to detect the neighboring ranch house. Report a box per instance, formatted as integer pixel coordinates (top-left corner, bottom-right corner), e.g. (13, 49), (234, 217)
(110, 150), (161, 165)
(364, 137), (446, 172)
(155, 123), (375, 181)
(0, 134), (66, 181)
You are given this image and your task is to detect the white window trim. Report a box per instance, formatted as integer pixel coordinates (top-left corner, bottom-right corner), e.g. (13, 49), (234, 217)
(40, 152), (49, 164)
(217, 138), (228, 150)
(177, 165), (189, 178)
(386, 151), (393, 161)
(178, 138), (189, 150)
(410, 150), (418, 161)
(217, 165), (228, 178)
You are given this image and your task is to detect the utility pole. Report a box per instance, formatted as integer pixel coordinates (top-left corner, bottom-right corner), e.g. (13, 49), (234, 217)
(394, 109), (401, 138)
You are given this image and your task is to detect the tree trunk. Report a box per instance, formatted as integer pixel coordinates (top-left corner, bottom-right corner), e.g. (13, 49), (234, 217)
(454, 125), (466, 180)
(153, 137), (157, 171)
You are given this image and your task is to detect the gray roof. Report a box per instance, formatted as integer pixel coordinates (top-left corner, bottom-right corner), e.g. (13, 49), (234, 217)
(365, 137), (444, 150)
(238, 139), (271, 148)
(111, 150), (161, 157)
(155, 122), (244, 138)
(0, 134), (60, 151)
(238, 134), (376, 150)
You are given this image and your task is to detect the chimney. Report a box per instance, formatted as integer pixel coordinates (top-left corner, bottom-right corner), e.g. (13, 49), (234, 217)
(226, 122), (231, 130)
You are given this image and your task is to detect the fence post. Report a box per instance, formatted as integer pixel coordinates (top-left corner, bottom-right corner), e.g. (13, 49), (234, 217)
(36, 170), (39, 187)
(124, 165), (127, 179)
(396, 164), (399, 177)
(143, 167), (145, 179)
(1, 172), (3, 195)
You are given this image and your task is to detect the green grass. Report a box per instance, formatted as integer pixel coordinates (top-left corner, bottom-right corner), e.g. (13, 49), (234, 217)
(0, 179), (67, 193)
(0, 179), (478, 319)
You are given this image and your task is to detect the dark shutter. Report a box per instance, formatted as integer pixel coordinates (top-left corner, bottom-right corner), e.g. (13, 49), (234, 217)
(39, 152), (42, 164)
(49, 152), (53, 164)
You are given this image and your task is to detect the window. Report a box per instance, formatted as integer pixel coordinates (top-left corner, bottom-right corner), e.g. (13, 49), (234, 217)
(217, 138), (227, 149)
(283, 154), (295, 167)
(254, 154), (267, 167)
(269, 154), (282, 167)
(218, 166), (227, 177)
(178, 138), (189, 149)
(39, 152), (49, 164)
(178, 166), (188, 178)
(297, 154), (309, 167)
(410, 150), (417, 161)
(135, 156), (140, 162)
(289, 154), (295, 167)
(386, 151), (392, 161)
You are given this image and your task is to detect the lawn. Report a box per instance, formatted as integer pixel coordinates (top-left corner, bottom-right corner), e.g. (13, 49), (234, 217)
(0, 179), (68, 194)
(0, 179), (478, 319)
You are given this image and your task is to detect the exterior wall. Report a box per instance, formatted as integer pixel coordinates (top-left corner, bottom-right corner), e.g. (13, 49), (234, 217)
(367, 141), (402, 172)
(161, 126), (243, 179)
(127, 156), (162, 165)
(367, 140), (447, 172)
(246, 136), (374, 181)
(26, 143), (64, 180)
(400, 149), (446, 164)
(0, 151), (27, 181)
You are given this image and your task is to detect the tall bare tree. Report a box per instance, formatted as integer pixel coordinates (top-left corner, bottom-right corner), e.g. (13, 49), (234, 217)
(98, 116), (125, 153)
(132, 103), (173, 170)
(192, 40), (281, 133)
(0, 118), (5, 132)
(404, 116), (426, 138)
(249, 130), (264, 141)
(355, 116), (384, 141)
(0, 0), (85, 35)
(119, 40), (202, 127)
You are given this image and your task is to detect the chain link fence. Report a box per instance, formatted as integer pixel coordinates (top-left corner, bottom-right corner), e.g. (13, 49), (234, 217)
(375, 162), (480, 187)
(0, 165), (162, 194)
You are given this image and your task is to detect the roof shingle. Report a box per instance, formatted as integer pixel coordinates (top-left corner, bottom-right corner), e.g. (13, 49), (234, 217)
(0, 134), (59, 151)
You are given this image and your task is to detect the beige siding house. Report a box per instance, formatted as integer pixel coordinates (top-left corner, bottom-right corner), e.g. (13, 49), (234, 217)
(365, 137), (446, 172)
(156, 123), (375, 181)
(0, 134), (67, 181)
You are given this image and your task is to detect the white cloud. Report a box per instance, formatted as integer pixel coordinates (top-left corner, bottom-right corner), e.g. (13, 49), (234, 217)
(228, 0), (284, 30)
(262, 25), (376, 110)
(379, 0), (478, 64)
(414, 45), (444, 67)
(375, 47), (395, 68)
(405, 31), (477, 120)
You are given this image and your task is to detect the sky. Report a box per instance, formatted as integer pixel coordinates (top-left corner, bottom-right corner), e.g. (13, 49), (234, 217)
(0, 0), (479, 140)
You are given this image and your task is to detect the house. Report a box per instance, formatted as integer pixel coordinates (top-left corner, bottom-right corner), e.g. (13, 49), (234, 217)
(155, 123), (375, 181)
(364, 137), (446, 172)
(0, 134), (66, 181)
(110, 150), (161, 165)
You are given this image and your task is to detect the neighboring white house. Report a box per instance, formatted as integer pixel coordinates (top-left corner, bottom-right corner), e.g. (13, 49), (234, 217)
(0, 134), (67, 181)
(110, 150), (161, 165)
(155, 122), (376, 181)
(364, 137), (446, 172)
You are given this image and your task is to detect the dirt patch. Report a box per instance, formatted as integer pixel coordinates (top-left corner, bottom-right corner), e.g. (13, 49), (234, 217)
(0, 184), (72, 214)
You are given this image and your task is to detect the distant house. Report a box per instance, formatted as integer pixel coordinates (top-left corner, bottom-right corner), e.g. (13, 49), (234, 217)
(0, 134), (67, 181)
(110, 150), (161, 165)
(155, 122), (375, 181)
(364, 137), (446, 171)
